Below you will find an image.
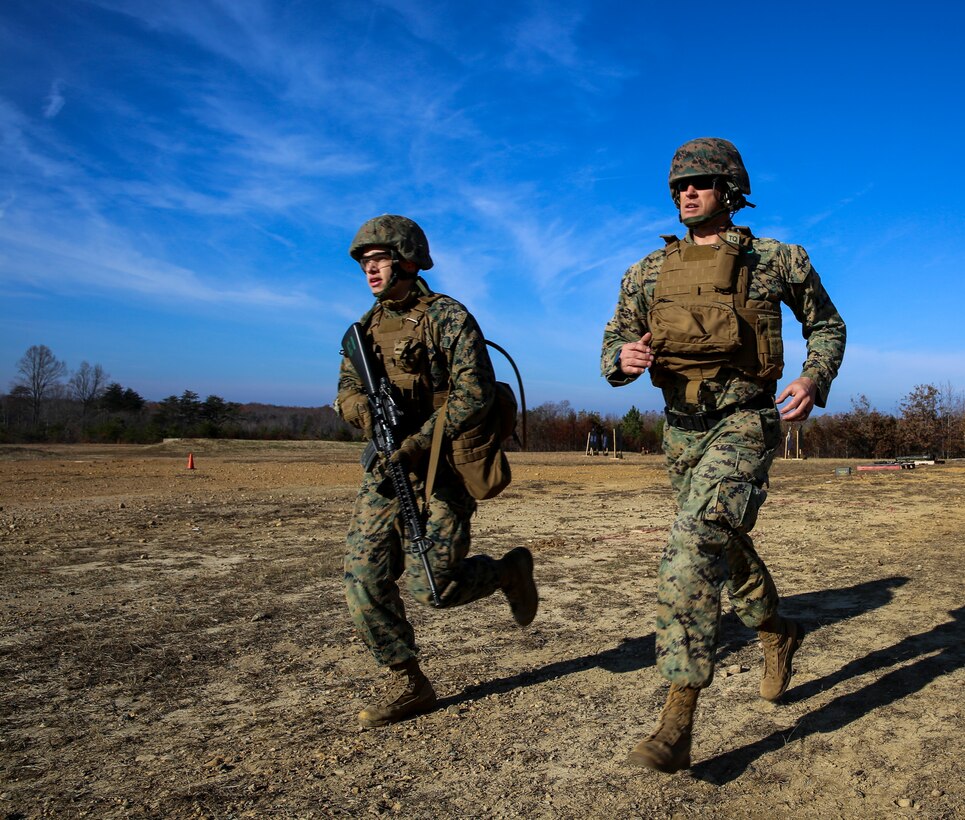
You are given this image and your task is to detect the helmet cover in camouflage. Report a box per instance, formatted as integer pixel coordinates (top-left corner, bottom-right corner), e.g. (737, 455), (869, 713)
(349, 214), (434, 270)
(668, 138), (751, 199)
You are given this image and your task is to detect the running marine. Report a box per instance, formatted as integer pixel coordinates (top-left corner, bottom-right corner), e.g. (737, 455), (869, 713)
(336, 214), (538, 729)
(600, 138), (846, 772)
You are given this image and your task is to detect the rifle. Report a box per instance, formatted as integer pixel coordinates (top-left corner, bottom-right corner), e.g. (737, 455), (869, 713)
(341, 322), (441, 607)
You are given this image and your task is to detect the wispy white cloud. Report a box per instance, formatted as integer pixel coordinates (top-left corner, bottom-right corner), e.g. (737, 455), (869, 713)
(43, 80), (65, 118)
(502, 2), (630, 91)
(90, 0), (353, 104)
(464, 182), (670, 303)
(0, 97), (77, 179)
(425, 246), (494, 312)
(801, 183), (875, 229)
(190, 93), (374, 179)
(0, 212), (317, 310)
(90, 0), (276, 72)
(508, 5), (586, 71)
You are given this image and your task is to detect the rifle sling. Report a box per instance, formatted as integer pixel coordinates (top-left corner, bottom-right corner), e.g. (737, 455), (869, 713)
(425, 397), (448, 502)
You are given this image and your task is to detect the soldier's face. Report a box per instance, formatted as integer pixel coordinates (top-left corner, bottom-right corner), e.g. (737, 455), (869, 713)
(359, 247), (395, 296)
(677, 177), (722, 222)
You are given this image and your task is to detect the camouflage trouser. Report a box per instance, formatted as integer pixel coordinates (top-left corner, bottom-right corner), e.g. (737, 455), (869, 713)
(344, 469), (501, 667)
(656, 407), (783, 688)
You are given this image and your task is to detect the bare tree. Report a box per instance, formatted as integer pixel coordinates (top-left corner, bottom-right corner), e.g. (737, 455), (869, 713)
(14, 345), (67, 426)
(897, 384), (941, 457)
(936, 381), (965, 459)
(69, 361), (110, 422)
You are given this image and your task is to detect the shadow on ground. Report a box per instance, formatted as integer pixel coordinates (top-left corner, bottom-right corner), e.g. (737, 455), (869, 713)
(441, 576), (913, 711)
(693, 599), (963, 785)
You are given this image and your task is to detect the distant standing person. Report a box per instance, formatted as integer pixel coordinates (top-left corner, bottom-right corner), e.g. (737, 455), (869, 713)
(600, 139), (846, 772)
(336, 215), (538, 729)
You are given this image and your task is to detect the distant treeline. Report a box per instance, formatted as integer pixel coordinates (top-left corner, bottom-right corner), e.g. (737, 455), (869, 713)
(1, 384), (355, 444)
(0, 344), (352, 443)
(518, 384), (965, 460)
(3, 345), (964, 458)
(791, 386), (964, 460)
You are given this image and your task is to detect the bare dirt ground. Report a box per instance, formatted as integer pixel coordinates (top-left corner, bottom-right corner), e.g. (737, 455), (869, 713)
(1, 440), (963, 819)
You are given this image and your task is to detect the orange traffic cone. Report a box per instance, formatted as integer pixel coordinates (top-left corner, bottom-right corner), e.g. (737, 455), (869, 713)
(187, 453), (195, 470)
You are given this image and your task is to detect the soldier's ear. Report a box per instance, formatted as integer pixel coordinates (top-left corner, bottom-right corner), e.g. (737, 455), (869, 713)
(399, 260), (419, 274)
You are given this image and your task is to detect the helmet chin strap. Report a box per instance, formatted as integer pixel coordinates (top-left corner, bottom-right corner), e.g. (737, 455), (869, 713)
(681, 205), (730, 227)
(375, 261), (417, 302)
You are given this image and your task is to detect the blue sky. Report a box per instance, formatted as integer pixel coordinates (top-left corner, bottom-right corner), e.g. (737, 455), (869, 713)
(2, 0), (964, 417)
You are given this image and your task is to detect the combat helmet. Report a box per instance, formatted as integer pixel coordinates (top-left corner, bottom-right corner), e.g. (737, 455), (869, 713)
(668, 137), (754, 214)
(349, 214), (434, 270)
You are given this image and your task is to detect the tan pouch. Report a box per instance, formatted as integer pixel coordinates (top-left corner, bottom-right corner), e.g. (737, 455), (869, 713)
(741, 300), (785, 381)
(428, 382), (516, 501)
(649, 300), (741, 355)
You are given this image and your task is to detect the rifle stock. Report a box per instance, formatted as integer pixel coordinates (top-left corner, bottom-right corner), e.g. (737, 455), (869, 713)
(341, 322), (442, 607)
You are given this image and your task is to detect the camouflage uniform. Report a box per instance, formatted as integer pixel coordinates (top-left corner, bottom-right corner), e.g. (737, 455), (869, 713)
(338, 287), (502, 667)
(601, 235), (846, 688)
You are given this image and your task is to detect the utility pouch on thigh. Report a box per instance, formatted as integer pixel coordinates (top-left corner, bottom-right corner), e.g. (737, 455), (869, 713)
(704, 478), (767, 533)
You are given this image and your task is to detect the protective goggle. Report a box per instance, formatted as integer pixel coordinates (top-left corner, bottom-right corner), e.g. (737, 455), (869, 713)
(673, 175), (718, 194)
(358, 250), (394, 270)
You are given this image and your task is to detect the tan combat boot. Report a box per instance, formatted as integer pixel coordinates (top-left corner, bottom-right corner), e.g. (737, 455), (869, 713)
(499, 547), (538, 626)
(358, 659), (437, 729)
(627, 684), (700, 773)
(758, 614), (804, 701)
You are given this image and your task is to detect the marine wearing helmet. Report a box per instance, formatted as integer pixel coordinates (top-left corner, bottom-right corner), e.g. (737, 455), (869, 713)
(337, 212), (540, 731)
(668, 137), (755, 226)
(349, 214), (434, 303)
(349, 214), (434, 270)
(600, 136), (847, 778)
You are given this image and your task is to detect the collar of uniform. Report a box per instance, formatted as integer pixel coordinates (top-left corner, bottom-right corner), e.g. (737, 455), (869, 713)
(379, 289), (420, 315)
(684, 224), (753, 249)
(684, 222), (733, 243)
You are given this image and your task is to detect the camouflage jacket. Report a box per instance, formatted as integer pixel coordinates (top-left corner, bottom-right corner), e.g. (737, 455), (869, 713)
(600, 229), (846, 411)
(337, 284), (496, 453)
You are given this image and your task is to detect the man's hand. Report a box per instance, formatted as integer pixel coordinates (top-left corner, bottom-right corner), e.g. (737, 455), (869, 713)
(338, 395), (373, 438)
(618, 332), (655, 376)
(777, 376), (817, 421)
(390, 435), (427, 471)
